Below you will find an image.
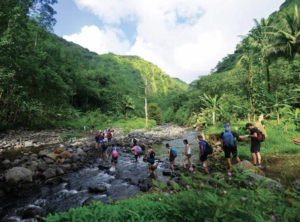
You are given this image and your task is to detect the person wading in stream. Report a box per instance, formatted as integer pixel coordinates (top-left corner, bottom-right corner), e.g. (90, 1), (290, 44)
(132, 145), (143, 164)
(166, 143), (177, 174)
(242, 123), (263, 168)
(107, 144), (120, 171)
(198, 135), (210, 174)
(182, 139), (192, 170)
(146, 145), (157, 177)
(220, 123), (246, 169)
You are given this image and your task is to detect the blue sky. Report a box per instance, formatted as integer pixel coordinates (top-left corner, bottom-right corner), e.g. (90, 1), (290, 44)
(53, 0), (284, 83)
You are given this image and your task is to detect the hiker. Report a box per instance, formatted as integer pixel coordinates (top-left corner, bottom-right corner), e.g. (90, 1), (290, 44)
(106, 144), (120, 170)
(90, 125), (95, 133)
(107, 129), (112, 143)
(97, 132), (105, 160)
(182, 139), (192, 169)
(198, 135), (209, 174)
(131, 137), (138, 146)
(132, 145), (143, 163)
(220, 123), (245, 169)
(146, 145), (157, 177)
(243, 123), (263, 168)
(166, 143), (177, 174)
(101, 140), (109, 161)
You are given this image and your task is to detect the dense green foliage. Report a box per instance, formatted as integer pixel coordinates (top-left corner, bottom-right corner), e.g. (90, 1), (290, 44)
(0, 1), (187, 130)
(46, 170), (300, 222)
(165, 0), (300, 127)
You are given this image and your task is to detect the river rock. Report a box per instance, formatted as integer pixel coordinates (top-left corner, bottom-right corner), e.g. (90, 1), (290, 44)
(163, 170), (172, 176)
(60, 151), (71, 159)
(138, 178), (153, 192)
(62, 164), (71, 171)
(56, 168), (64, 175)
(24, 141), (33, 148)
(54, 147), (63, 154)
(37, 162), (48, 171)
(22, 205), (45, 219)
(246, 172), (282, 191)
(44, 157), (54, 164)
(42, 168), (57, 179)
(5, 167), (33, 184)
(27, 161), (38, 172)
(234, 160), (265, 176)
(98, 162), (110, 170)
(38, 150), (48, 158)
(45, 176), (62, 185)
(88, 184), (107, 193)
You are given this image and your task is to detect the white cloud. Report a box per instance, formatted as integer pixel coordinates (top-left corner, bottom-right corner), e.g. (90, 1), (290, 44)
(63, 25), (130, 55)
(71, 0), (284, 83)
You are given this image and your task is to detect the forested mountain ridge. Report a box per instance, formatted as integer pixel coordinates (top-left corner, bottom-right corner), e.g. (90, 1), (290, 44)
(0, 1), (187, 130)
(165, 0), (300, 126)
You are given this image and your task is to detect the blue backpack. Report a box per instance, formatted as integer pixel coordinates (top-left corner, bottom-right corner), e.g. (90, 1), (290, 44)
(171, 148), (177, 157)
(222, 131), (235, 146)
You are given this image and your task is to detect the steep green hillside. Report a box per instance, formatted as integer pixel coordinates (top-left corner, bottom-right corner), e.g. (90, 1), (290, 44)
(0, 1), (187, 129)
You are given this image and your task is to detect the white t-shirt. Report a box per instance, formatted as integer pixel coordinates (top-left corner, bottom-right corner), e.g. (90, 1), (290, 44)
(186, 145), (191, 155)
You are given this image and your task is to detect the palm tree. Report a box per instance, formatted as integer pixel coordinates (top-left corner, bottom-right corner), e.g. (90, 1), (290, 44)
(250, 18), (274, 94)
(200, 93), (223, 125)
(271, 5), (300, 59)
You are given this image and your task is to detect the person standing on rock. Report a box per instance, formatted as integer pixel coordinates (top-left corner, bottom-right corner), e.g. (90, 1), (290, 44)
(146, 145), (157, 177)
(107, 129), (112, 144)
(166, 143), (177, 174)
(131, 145), (143, 164)
(243, 123), (262, 168)
(182, 139), (192, 170)
(106, 144), (120, 171)
(198, 135), (209, 174)
(220, 123), (245, 169)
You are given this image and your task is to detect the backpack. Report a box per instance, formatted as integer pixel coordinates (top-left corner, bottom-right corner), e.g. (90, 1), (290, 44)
(112, 148), (118, 158)
(205, 141), (213, 155)
(171, 148), (177, 157)
(107, 132), (112, 139)
(222, 131), (235, 147)
(147, 151), (155, 164)
(95, 135), (100, 142)
(135, 146), (143, 155)
(257, 130), (265, 142)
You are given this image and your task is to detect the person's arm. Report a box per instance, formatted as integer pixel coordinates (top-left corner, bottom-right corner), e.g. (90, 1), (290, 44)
(168, 149), (170, 160)
(200, 145), (204, 156)
(185, 145), (188, 154)
(248, 133), (257, 138)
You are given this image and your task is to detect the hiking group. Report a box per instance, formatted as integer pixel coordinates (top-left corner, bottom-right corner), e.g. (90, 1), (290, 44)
(93, 122), (265, 175)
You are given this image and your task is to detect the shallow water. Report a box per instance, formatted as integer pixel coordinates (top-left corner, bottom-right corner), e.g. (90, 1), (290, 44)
(0, 130), (199, 221)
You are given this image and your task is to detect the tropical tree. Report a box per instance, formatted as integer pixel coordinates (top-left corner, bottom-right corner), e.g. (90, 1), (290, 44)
(200, 93), (224, 125)
(271, 5), (300, 59)
(119, 95), (135, 118)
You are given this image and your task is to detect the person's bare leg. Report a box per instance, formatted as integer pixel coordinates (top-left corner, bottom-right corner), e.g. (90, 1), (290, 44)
(227, 158), (232, 169)
(256, 152), (261, 165)
(203, 161), (209, 174)
(170, 162), (174, 173)
(251, 153), (257, 165)
(182, 156), (187, 168)
(236, 156), (241, 163)
(188, 157), (192, 169)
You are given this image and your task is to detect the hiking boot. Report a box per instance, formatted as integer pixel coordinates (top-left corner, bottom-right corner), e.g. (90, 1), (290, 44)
(256, 164), (262, 168)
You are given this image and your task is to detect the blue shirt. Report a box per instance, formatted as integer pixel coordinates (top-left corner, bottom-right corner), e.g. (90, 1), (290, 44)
(199, 140), (206, 155)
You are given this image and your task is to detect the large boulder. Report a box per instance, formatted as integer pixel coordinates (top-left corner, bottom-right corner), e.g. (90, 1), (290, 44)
(5, 167), (33, 184)
(138, 178), (153, 192)
(234, 160), (265, 176)
(246, 172), (282, 192)
(24, 141), (33, 148)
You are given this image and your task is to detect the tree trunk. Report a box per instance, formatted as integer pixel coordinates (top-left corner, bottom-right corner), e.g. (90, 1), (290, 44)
(266, 60), (271, 94)
(212, 109), (216, 125)
(145, 79), (148, 128)
(276, 109), (280, 125)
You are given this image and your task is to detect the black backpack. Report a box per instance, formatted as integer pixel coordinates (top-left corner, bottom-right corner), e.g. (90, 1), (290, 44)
(205, 141), (213, 155)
